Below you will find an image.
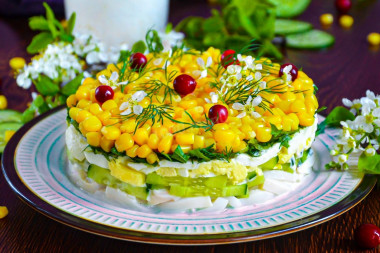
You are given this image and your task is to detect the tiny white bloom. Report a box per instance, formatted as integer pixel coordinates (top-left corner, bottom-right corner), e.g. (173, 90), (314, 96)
(338, 154), (348, 164)
(98, 71), (128, 89)
(204, 92), (219, 104)
(195, 56), (212, 79)
(119, 91), (147, 116)
(365, 146), (376, 156)
(233, 96), (262, 118)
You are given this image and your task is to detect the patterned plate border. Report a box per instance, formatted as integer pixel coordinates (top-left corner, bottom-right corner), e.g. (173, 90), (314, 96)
(2, 106), (377, 245)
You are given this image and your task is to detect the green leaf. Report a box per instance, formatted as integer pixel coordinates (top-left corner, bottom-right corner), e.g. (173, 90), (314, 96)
(59, 33), (74, 43)
(171, 145), (190, 163)
(188, 149), (211, 162)
(35, 76), (60, 96)
(202, 10), (224, 33)
(29, 16), (49, 31)
(325, 106), (355, 127)
(316, 106), (327, 114)
(202, 32), (225, 48)
(43, 2), (58, 38)
(358, 153), (380, 174)
(66, 12), (76, 35)
(27, 32), (54, 54)
(131, 40), (147, 53)
(118, 50), (132, 63)
(61, 73), (84, 96)
(165, 23), (173, 33)
(145, 29), (164, 53)
(270, 123), (282, 138)
(21, 107), (35, 123)
(280, 135), (291, 148)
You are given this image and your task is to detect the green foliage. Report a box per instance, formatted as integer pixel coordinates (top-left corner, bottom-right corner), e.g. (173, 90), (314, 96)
(171, 145), (190, 163)
(61, 73), (84, 96)
(358, 153), (380, 174)
(317, 106), (355, 135)
(145, 30), (164, 54)
(27, 32), (55, 54)
(131, 40), (147, 53)
(35, 76), (60, 96)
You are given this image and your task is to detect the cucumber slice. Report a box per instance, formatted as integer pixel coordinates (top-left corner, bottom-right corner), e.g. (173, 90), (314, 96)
(0, 122), (23, 153)
(286, 30), (335, 49)
(247, 174), (265, 188)
(169, 184), (248, 198)
(260, 157), (279, 170)
(275, 19), (312, 36)
(0, 109), (22, 123)
(271, 0), (311, 18)
(146, 173), (228, 188)
(87, 164), (148, 200)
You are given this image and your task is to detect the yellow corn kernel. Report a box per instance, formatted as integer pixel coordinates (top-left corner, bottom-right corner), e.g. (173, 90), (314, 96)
(256, 126), (272, 142)
(0, 95), (7, 110)
(252, 121), (265, 132)
(305, 94), (319, 109)
(133, 128), (149, 145)
(178, 99), (197, 109)
(204, 138), (216, 148)
(79, 122), (88, 135)
(275, 100), (291, 114)
(193, 135), (205, 149)
(4, 130), (15, 142)
(240, 125), (256, 139)
(295, 92), (305, 101)
(292, 79), (303, 90)
(0, 206), (8, 219)
(115, 133), (134, 152)
(102, 100), (118, 111)
(82, 77), (97, 87)
(214, 130), (235, 144)
(147, 133), (159, 150)
(97, 111), (112, 125)
(232, 135), (241, 148)
(153, 126), (169, 139)
(339, 15), (354, 28)
(9, 57), (25, 70)
(297, 112), (315, 126)
(158, 134), (174, 154)
(282, 116), (293, 132)
(101, 126), (121, 140)
(89, 103), (103, 115)
(103, 118), (120, 126)
(76, 99), (91, 109)
(280, 91), (296, 102)
(212, 123), (230, 131)
(136, 144), (153, 158)
(320, 13), (333, 26)
(179, 145), (191, 153)
(141, 123), (152, 134)
(66, 95), (77, 107)
(86, 132), (101, 147)
(146, 152), (159, 164)
(76, 87), (90, 101)
(100, 136), (115, 152)
(120, 119), (137, 133)
(139, 97), (150, 108)
(266, 115), (282, 125)
(233, 140), (247, 153)
(290, 100), (306, 113)
(69, 107), (80, 120)
(83, 116), (102, 132)
(367, 32), (380, 46)
(175, 132), (195, 146)
(305, 101), (316, 115)
(126, 144), (139, 158)
(76, 110), (91, 123)
(288, 113), (300, 130)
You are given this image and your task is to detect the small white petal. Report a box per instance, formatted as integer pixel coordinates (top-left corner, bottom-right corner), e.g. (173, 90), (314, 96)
(232, 103), (244, 110)
(153, 58), (163, 66)
(197, 57), (205, 67)
(119, 102), (130, 111)
(246, 75), (253, 81)
(236, 112), (246, 118)
(133, 105), (144, 115)
(255, 72), (262, 80)
(200, 69), (208, 79)
(251, 111), (261, 118)
(132, 91), (147, 102)
(206, 56), (212, 67)
(372, 108), (380, 117)
(120, 108), (132, 115)
(98, 75), (108, 84)
(237, 54), (243, 62)
(246, 96), (252, 104)
(256, 64), (262, 70)
(366, 90), (375, 100)
(362, 123), (374, 133)
(252, 96), (262, 106)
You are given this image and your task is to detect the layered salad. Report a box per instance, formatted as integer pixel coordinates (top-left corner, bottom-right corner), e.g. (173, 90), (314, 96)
(65, 45), (319, 212)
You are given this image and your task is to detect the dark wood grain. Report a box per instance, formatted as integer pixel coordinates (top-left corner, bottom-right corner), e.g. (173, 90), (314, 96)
(0, 0), (380, 252)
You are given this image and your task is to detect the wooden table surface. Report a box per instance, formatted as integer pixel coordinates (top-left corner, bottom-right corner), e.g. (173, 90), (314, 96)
(1, 0), (380, 252)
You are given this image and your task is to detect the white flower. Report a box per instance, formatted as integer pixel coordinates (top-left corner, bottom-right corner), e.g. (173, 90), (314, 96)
(282, 65), (293, 82)
(16, 71), (32, 89)
(194, 57), (212, 79)
(119, 91), (147, 116)
(204, 92), (219, 104)
(365, 146), (376, 156)
(159, 30), (184, 51)
(232, 96), (262, 118)
(338, 154), (348, 164)
(98, 71), (128, 90)
(360, 97), (376, 115)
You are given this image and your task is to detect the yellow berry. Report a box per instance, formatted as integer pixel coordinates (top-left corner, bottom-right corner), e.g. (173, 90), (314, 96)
(133, 128), (149, 145)
(9, 57), (25, 70)
(101, 126), (121, 140)
(83, 116), (102, 132)
(367, 33), (380, 46)
(136, 144), (153, 158)
(115, 133), (135, 152)
(339, 15), (354, 28)
(0, 206), (8, 219)
(66, 95), (77, 107)
(320, 13), (334, 26)
(0, 95), (7, 109)
(86, 132), (101, 147)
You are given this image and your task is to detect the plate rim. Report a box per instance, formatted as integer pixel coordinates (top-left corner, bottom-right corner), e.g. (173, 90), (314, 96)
(2, 105), (377, 245)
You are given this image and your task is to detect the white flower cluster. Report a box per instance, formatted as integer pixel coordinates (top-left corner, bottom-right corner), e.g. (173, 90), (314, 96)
(329, 90), (380, 169)
(17, 42), (83, 89)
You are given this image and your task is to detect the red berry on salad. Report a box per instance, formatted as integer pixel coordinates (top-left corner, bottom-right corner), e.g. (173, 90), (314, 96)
(208, 105), (228, 124)
(130, 52), (147, 71)
(173, 74), (197, 96)
(335, 0), (352, 13)
(354, 224), (380, 249)
(221, 49), (239, 68)
(279, 63), (298, 81)
(95, 85), (114, 103)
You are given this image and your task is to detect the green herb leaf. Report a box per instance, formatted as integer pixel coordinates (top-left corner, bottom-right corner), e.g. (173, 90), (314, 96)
(188, 149), (211, 162)
(145, 29), (164, 53)
(29, 16), (49, 31)
(131, 40), (147, 53)
(61, 73), (84, 96)
(21, 107), (35, 123)
(270, 123), (282, 138)
(27, 32), (54, 54)
(280, 134), (291, 148)
(35, 76), (60, 96)
(316, 106), (327, 114)
(358, 153), (380, 174)
(165, 23), (173, 33)
(66, 12), (76, 35)
(43, 2), (58, 38)
(325, 106), (355, 126)
(171, 145), (190, 163)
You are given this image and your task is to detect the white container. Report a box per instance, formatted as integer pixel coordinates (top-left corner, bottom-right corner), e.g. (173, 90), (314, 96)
(64, 0), (169, 48)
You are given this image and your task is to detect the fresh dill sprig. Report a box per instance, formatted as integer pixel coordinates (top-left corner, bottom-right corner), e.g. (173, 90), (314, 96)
(145, 29), (164, 54)
(170, 111), (214, 134)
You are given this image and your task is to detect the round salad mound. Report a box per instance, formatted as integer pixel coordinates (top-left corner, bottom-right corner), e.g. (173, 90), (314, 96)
(65, 45), (319, 211)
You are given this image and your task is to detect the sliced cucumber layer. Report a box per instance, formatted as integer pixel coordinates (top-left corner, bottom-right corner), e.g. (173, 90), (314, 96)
(275, 19), (312, 36)
(286, 30), (335, 49)
(271, 0), (311, 18)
